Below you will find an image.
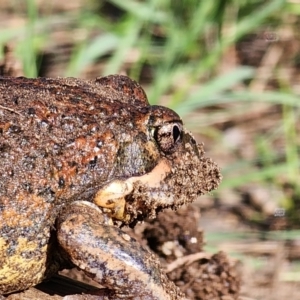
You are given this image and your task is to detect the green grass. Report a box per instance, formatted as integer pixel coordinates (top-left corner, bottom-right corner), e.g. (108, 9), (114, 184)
(0, 0), (299, 225)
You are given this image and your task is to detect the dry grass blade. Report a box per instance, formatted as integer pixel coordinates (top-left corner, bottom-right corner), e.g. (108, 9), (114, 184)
(165, 252), (213, 273)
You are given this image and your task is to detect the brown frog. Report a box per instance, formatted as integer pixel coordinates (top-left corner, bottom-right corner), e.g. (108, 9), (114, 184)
(0, 75), (221, 299)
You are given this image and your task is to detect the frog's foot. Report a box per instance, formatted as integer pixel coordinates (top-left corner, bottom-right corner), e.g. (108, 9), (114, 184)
(57, 201), (185, 300)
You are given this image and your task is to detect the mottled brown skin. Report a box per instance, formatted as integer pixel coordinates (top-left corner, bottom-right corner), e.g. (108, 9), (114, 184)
(0, 75), (221, 299)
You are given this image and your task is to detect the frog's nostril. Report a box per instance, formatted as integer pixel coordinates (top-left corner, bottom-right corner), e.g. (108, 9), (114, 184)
(190, 137), (196, 145)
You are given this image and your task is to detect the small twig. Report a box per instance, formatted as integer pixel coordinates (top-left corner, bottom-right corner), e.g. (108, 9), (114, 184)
(165, 252), (212, 273)
(0, 105), (21, 115)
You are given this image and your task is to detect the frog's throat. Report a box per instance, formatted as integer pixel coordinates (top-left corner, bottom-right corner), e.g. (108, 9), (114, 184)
(93, 158), (171, 221)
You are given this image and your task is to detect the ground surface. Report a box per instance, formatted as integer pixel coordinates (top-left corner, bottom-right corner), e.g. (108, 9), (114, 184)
(128, 206), (241, 300)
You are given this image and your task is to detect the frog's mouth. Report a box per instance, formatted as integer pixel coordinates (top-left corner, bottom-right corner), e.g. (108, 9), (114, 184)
(93, 158), (172, 224)
(93, 141), (221, 225)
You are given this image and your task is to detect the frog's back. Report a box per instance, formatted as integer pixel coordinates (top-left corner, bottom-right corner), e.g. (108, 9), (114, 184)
(0, 76), (148, 207)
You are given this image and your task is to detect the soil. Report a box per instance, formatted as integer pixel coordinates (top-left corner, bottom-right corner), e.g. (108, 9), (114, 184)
(127, 205), (241, 300)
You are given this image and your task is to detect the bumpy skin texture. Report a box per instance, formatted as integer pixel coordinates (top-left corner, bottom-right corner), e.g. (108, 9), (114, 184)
(0, 75), (221, 299)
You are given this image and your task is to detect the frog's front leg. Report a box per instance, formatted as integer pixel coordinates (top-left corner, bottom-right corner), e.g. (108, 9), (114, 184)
(57, 201), (185, 300)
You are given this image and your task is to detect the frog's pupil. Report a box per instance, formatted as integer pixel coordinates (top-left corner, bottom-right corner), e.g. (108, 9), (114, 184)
(173, 125), (181, 143)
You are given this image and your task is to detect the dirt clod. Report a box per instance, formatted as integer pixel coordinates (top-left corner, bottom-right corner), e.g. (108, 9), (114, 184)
(128, 205), (241, 300)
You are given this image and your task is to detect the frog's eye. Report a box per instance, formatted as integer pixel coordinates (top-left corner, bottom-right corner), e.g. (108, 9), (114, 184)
(154, 122), (183, 153)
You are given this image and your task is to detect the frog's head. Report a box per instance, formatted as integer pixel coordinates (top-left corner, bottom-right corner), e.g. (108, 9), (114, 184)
(93, 104), (221, 225)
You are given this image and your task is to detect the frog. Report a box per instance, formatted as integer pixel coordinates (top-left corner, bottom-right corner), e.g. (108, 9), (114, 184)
(0, 75), (221, 299)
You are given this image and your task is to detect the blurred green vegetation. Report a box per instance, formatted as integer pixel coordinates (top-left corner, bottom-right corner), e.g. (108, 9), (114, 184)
(0, 0), (299, 226)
